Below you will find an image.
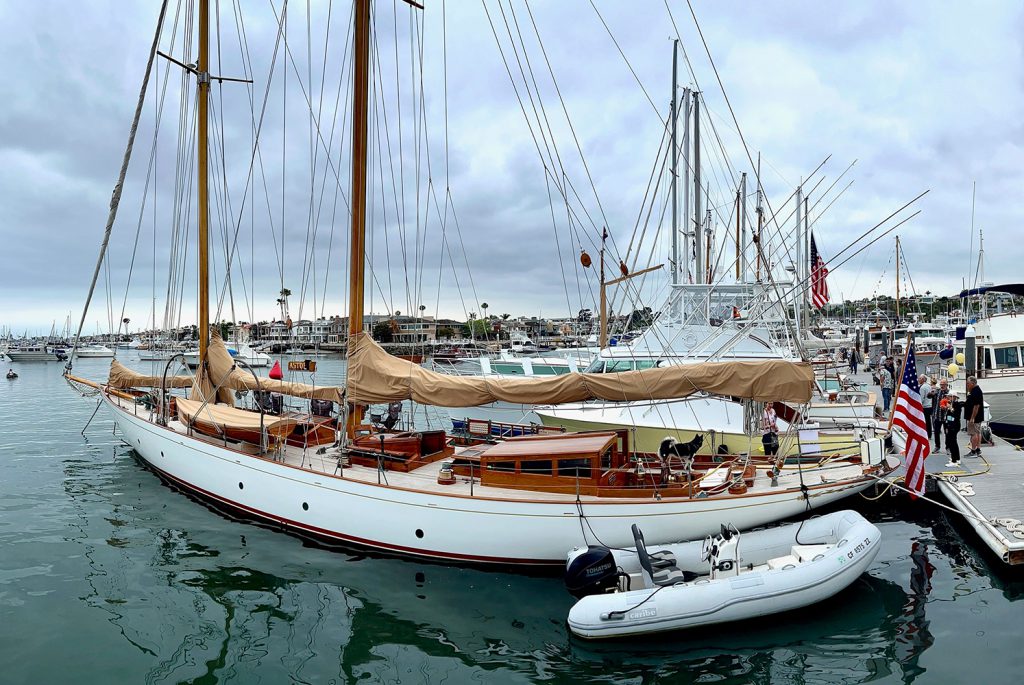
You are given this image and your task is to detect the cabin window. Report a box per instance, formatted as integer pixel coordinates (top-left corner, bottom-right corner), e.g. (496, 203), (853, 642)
(994, 346), (1020, 369)
(557, 458), (593, 479)
(584, 359), (605, 373)
(601, 449), (612, 471)
(491, 363), (526, 375)
(531, 365), (561, 376)
(634, 360), (658, 370)
(486, 461), (516, 473)
(520, 459), (552, 475)
(605, 360), (635, 373)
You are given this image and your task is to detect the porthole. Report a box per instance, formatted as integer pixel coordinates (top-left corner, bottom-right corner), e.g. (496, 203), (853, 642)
(160, 451), (164, 457)
(415, 529), (424, 539)
(238, 482), (244, 490)
(302, 502), (309, 511)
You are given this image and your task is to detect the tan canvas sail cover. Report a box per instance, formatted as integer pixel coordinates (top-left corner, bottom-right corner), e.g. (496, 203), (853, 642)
(106, 333), (344, 404)
(108, 360), (193, 389)
(346, 331), (813, 406)
(175, 397), (299, 437)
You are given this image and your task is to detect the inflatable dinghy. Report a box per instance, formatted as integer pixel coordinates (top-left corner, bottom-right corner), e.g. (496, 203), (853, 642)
(565, 509), (880, 639)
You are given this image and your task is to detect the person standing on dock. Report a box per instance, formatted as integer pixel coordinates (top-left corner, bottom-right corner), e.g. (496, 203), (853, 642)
(879, 360), (894, 414)
(850, 346), (860, 374)
(919, 375), (934, 444)
(965, 376), (984, 457)
(940, 392), (964, 468)
(932, 378), (948, 451)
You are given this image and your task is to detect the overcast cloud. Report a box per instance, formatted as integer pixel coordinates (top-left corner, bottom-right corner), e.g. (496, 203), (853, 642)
(1, 1), (1020, 335)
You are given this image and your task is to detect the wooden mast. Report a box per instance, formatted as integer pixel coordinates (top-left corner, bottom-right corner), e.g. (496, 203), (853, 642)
(197, 0), (211, 362)
(347, 0), (371, 434)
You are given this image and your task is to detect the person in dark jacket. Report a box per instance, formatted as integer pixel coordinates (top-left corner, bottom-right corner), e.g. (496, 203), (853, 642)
(932, 378), (948, 452)
(939, 392), (964, 468)
(964, 376), (984, 457)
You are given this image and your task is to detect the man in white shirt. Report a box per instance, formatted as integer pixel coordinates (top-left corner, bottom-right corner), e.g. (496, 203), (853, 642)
(919, 375), (933, 445)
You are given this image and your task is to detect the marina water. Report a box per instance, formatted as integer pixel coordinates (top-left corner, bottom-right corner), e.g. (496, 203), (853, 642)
(2, 356), (1023, 684)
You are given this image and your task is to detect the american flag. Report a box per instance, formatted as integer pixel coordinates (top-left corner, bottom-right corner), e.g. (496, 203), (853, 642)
(810, 232), (829, 309)
(891, 346), (931, 498)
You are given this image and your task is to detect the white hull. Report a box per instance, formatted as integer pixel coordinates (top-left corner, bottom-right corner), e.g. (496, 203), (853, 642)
(447, 402), (541, 426)
(76, 345), (115, 358)
(138, 350), (177, 362)
(7, 350), (61, 361)
(184, 348), (272, 368)
(568, 510), (880, 638)
(105, 391), (889, 565)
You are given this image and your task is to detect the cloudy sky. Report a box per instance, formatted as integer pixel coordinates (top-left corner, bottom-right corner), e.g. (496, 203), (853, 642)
(1, 1), (1018, 335)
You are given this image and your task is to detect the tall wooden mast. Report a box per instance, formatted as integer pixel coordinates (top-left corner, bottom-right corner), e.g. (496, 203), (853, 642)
(347, 0), (371, 432)
(197, 0), (211, 361)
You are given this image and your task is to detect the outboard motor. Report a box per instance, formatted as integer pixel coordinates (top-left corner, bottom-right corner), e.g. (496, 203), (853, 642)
(565, 545), (619, 598)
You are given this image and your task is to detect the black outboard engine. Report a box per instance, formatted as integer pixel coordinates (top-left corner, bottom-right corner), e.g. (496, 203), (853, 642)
(565, 545), (619, 598)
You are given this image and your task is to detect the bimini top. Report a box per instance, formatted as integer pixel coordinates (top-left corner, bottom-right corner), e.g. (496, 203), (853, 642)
(346, 332), (814, 407)
(958, 283), (1024, 298)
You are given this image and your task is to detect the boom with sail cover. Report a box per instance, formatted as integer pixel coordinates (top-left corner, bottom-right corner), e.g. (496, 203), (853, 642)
(346, 332), (814, 406)
(107, 332), (344, 404)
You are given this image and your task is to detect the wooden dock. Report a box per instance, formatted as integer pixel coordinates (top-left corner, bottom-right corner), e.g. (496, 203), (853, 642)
(840, 364), (1024, 565)
(930, 437), (1024, 565)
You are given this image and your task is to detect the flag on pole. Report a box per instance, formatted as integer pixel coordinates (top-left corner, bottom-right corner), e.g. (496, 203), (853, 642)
(891, 346), (931, 498)
(810, 232), (829, 309)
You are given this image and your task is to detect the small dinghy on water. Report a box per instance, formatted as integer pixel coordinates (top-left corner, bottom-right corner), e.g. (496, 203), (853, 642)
(564, 509), (880, 639)
(6, 369), (17, 379)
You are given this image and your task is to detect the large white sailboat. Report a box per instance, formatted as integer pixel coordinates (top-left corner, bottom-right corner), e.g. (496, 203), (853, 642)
(952, 283), (1024, 436)
(67, 0), (895, 566)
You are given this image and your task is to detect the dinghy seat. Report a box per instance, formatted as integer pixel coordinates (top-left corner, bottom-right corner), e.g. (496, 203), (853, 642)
(633, 525), (698, 587)
(791, 544), (831, 562)
(766, 555), (800, 571)
(631, 524), (676, 568)
(636, 541), (691, 586)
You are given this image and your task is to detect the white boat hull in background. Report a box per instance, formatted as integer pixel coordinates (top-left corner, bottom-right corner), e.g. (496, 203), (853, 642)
(76, 345), (115, 358)
(7, 348), (62, 362)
